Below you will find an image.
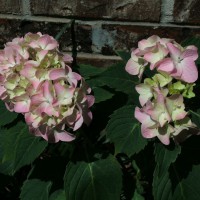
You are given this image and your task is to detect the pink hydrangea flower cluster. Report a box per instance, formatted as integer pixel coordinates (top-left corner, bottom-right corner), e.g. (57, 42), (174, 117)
(0, 32), (94, 143)
(125, 35), (198, 145)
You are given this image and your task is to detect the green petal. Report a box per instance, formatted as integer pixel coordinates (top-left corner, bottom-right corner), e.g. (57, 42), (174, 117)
(153, 72), (172, 87)
(182, 83), (195, 98)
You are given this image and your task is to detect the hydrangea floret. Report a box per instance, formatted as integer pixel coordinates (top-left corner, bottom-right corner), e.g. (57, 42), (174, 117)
(0, 32), (94, 143)
(125, 35), (198, 145)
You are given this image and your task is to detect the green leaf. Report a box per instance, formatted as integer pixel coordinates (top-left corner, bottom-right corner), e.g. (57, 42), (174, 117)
(154, 143), (181, 177)
(49, 189), (65, 200)
(153, 171), (173, 200)
(93, 87), (114, 103)
(20, 179), (52, 200)
(0, 100), (18, 126)
(190, 109), (200, 128)
(181, 37), (200, 64)
(64, 155), (122, 200)
(86, 77), (106, 88)
(116, 51), (131, 63)
(172, 165), (200, 200)
(132, 190), (145, 200)
(106, 105), (147, 156)
(0, 122), (47, 175)
(153, 143), (181, 200)
(78, 64), (107, 79)
(97, 62), (138, 94)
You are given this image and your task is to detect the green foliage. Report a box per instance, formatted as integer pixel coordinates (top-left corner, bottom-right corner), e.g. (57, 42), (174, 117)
(64, 155), (122, 200)
(0, 100), (18, 126)
(78, 64), (114, 103)
(1, 40), (200, 199)
(116, 50), (131, 63)
(106, 105), (147, 156)
(153, 143), (181, 200)
(49, 190), (65, 200)
(20, 179), (52, 200)
(153, 171), (173, 200)
(132, 190), (145, 200)
(96, 62), (138, 94)
(0, 122), (47, 175)
(78, 64), (107, 79)
(93, 87), (114, 103)
(190, 109), (200, 128)
(172, 165), (200, 200)
(78, 62), (139, 105)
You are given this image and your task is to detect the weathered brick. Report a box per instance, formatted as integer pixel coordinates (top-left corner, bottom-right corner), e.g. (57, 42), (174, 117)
(75, 24), (93, 53)
(75, 22), (200, 55)
(30, 0), (76, 17)
(110, 0), (161, 22)
(103, 24), (200, 52)
(0, 0), (21, 14)
(174, 0), (200, 25)
(0, 19), (72, 51)
(31, 0), (161, 22)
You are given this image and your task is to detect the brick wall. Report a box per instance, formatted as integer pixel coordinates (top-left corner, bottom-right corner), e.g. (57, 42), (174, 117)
(0, 0), (200, 66)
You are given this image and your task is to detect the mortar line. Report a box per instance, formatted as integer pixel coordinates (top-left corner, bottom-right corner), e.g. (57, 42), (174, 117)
(0, 14), (200, 29)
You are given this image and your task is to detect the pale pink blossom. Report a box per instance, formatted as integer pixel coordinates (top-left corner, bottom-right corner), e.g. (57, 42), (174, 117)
(0, 32), (94, 143)
(127, 35), (199, 145)
(135, 106), (173, 145)
(158, 43), (198, 83)
(125, 53), (148, 79)
(144, 43), (169, 69)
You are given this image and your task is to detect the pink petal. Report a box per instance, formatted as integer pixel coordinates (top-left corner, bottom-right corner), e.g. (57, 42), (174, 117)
(49, 69), (66, 80)
(38, 35), (58, 50)
(54, 82), (74, 101)
(43, 81), (53, 102)
(157, 134), (170, 145)
(54, 130), (76, 142)
(25, 113), (34, 125)
(25, 60), (39, 67)
(141, 124), (158, 138)
(157, 58), (175, 73)
(14, 100), (30, 113)
(37, 50), (48, 61)
(125, 58), (140, 75)
(86, 95), (95, 107)
(138, 40), (151, 51)
(138, 35), (159, 51)
(73, 115), (83, 131)
(135, 107), (155, 128)
(20, 65), (36, 78)
(31, 79), (41, 90)
(135, 107), (147, 123)
(36, 102), (58, 117)
(63, 54), (73, 62)
(167, 43), (181, 60)
(180, 58), (198, 83)
(132, 48), (143, 56)
(29, 41), (40, 49)
(182, 46), (198, 61)
(45, 43), (58, 50)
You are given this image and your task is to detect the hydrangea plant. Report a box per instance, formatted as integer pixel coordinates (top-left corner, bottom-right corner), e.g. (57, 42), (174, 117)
(1, 33), (200, 200)
(126, 35), (198, 145)
(0, 32), (94, 142)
